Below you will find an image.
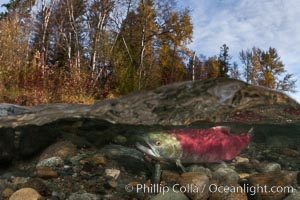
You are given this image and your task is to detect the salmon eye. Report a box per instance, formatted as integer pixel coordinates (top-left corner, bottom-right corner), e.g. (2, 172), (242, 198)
(155, 141), (161, 146)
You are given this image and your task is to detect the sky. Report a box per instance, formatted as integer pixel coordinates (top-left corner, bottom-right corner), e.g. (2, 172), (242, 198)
(178, 0), (300, 102)
(0, 0), (299, 102)
(0, 0), (5, 11)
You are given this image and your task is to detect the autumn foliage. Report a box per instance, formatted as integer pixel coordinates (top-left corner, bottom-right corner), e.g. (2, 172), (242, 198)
(0, 0), (296, 105)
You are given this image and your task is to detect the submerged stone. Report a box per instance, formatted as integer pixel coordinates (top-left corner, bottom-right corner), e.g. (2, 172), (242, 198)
(9, 188), (41, 200)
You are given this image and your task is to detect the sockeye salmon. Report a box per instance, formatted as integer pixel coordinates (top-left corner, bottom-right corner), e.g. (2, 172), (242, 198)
(136, 126), (252, 171)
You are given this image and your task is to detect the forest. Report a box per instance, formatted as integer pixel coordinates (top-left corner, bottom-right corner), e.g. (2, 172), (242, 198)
(0, 0), (296, 105)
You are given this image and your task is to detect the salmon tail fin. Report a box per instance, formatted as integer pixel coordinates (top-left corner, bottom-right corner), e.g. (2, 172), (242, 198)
(176, 159), (186, 172)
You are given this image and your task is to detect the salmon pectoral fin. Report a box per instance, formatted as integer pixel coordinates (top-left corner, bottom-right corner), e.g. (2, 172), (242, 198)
(176, 159), (186, 172)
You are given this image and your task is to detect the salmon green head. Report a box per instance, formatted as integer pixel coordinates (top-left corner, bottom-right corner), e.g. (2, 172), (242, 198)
(136, 131), (182, 162)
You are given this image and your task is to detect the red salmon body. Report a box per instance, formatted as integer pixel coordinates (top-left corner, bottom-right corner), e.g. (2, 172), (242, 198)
(169, 126), (251, 163)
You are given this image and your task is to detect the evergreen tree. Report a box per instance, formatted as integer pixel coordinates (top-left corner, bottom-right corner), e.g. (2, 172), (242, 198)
(218, 44), (231, 77)
(229, 62), (241, 80)
(0, 0), (35, 19)
(239, 49), (252, 83)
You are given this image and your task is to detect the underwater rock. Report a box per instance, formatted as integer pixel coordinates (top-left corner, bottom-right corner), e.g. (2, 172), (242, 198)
(238, 173), (250, 179)
(249, 171), (297, 200)
(104, 169), (120, 180)
(37, 157), (64, 168)
(178, 172), (210, 200)
(85, 153), (107, 166)
(105, 178), (118, 188)
(8, 177), (30, 189)
(234, 161), (253, 174)
(283, 190), (300, 200)
(208, 163), (239, 185)
(39, 141), (77, 161)
(151, 188), (190, 200)
(234, 156), (249, 164)
(23, 178), (49, 196)
(207, 163), (230, 171)
(36, 167), (59, 179)
(1, 187), (14, 199)
(256, 162), (282, 173)
(186, 165), (213, 178)
(99, 145), (149, 174)
(281, 149), (300, 157)
(212, 167), (240, 185)
(66, 192), (98, 200)
(9, 188), (41, 200)
(161, 170), (180, 183)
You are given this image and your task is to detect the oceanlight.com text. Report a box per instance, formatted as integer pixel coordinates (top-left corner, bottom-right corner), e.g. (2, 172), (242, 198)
(209, 184), (295, 196)
(125, 183), (295, 196)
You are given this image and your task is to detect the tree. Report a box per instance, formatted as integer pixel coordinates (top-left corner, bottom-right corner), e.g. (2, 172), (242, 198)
(156, 8), (193, 85)
(204, 56), (220, 79)
(0, 0), (196, 103)
(50, 0), (86, 68)
(157, 43), (187, 85)
(32, 0), (57, 67)
(0, 0), (35, 19)
(186, 53), (203, 81)
(0, 14), (29, 90)
(239, 47), (296, 92)
(112, 0), (192, 93)
(112, 0), (157, 93)
(87, 0), (115, 74)
(218, 44), (231, 77)
(229, 62), (241, 80)
(0, 13), (57, 105)
(239, 49), (252, 83)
